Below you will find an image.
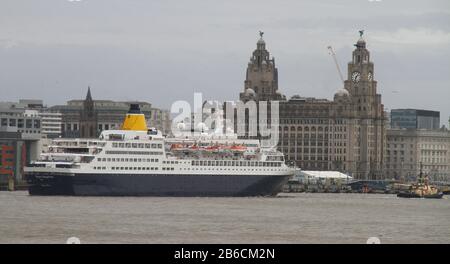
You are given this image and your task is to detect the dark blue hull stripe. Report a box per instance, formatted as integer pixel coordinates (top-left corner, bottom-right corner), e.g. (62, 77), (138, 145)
(26, 173), (291, 197)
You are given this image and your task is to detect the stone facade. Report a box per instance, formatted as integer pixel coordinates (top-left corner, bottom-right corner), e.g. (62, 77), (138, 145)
(386, 129), (450, 182)
(239, 34), (285, 102)
(80, 87), (97, 138)
(238, 33), (387, 179)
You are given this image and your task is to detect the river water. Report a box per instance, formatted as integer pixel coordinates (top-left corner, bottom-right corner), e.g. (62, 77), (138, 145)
(0, 191), (449, 244)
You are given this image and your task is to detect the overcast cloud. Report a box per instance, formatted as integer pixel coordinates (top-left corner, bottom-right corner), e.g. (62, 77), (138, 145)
(0, 0), (449, 125)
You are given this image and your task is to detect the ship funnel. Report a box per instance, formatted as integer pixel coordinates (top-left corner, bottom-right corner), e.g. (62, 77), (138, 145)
(120, 103), (148, 131)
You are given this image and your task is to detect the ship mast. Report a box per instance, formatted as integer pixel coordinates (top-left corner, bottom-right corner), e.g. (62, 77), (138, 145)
(419, 162), (424, 184)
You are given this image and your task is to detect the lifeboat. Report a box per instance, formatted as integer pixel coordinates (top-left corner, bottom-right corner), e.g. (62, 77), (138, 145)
(205, 145), (220, 152)
(230, 145), (246, 152)
(170, 144), (184, 151)
(189, 144), (200, 151)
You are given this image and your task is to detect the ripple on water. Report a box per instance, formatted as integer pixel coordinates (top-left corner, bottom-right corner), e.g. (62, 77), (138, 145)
(0, 191), (449, 244)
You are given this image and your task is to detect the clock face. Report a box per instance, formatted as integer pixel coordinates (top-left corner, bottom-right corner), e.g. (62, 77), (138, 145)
(368, 72), (373, 81)
(351, 71), (361, 83)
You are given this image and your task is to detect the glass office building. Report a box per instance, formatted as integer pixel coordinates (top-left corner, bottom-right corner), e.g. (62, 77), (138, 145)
(391, 109), (440, 130)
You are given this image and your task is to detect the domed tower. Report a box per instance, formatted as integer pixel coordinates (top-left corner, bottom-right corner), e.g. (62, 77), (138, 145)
(240, 31), (285, 102)
(334, 88), (350, 103)
(344, 30), (382, 118)
(343, 30), (386, 179)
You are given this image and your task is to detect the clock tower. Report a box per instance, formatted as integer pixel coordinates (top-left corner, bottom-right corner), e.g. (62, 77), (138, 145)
(344, 30), (379, 116)
(344, 31), (386, 179)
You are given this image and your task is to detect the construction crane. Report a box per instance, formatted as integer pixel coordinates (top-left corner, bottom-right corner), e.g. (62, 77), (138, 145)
(327, 46), (344, 83)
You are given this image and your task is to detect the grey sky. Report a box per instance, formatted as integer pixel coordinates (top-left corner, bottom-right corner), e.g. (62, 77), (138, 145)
(0, 0), (449, 125)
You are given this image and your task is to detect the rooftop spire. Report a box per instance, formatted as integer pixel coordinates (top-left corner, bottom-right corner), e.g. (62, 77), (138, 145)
(257, 30), (266, 50)
(86, 86), (92, 101)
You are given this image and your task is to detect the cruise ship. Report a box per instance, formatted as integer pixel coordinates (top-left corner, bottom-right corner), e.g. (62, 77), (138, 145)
(25, 105), (293, 196)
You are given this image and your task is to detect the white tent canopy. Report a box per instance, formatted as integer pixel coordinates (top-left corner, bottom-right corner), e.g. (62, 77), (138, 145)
(295, 170), (353, 180)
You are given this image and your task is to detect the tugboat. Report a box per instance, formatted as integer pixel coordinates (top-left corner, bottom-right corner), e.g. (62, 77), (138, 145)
(397, 163), (444, 199)
(440, 185), (450, 195)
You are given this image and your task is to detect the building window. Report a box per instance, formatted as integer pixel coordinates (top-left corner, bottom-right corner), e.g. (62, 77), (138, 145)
(10, 119), (17, 127)
(34, 120), (40, 128)
(25, 119), (32, 128)
(17, 119), (24, 128)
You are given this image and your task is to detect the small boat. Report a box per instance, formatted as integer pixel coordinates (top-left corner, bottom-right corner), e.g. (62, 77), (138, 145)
(397, 163), (444, 199)
(441, 186), (450, 195)
(397, 192), (443, 199)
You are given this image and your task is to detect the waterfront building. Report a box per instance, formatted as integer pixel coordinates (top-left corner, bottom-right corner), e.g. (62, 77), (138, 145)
(238, 32), (386, 179)
(386, 129), (450, 182)
(39, 111), (62, 139)
(0, 110), (41, 136)
(148, 108), (172, 137)
(391, 109), (440, 130)
(50, 88), (171, 138)
(0, 103), (43, 187)
(0, 99), (62, 139)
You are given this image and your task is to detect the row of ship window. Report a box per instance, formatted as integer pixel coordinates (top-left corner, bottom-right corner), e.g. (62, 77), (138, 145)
(191, 160), (281, 167)
(92, 166), (282, 172)
(111, 142), (163, 149)
(105, 150), (163, 155)
(162, 160), (180, 165)
(191, 167), (282, 171)
(97, 157), (159, 162)
(93, 166), (165, 171)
